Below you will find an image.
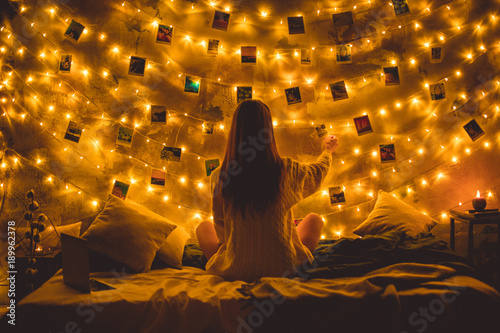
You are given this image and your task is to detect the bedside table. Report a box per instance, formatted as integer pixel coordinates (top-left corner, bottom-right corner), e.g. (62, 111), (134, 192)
(450, 210), (500, 263)
(11, 252), (62, 300)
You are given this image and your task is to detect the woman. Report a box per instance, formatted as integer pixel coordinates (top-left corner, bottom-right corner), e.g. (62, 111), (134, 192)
(196, 100), (338, 282)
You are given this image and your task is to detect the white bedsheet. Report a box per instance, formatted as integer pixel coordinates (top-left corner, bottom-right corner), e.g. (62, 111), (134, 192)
(12, 263), (500, 333)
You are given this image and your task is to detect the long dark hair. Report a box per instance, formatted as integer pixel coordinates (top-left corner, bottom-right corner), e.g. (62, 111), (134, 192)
(218, 100), (284, 214)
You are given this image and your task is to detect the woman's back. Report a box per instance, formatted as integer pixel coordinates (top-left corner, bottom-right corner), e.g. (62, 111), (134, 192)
(206, 151), (332, 282)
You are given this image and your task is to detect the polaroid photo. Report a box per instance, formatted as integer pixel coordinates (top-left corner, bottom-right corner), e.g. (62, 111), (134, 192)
(112, 180), (130, 200)
(205, 159), (220, 177)
(383, 66), (400, 86)
(430, 83), (446, 101)
(241, 46), (257, 65)
(431, 47), (442, 63)
(184, 76), (200, 94)
(64, 20), (85, 42)
(212, 11), (230, 31)
(332, 11), (355, 43)
(116, 126), (134, 147)
(202, 122), (214, 135)
(329, 186), (346, 206)
(208, 39), (219, 55)
(330, 81), (349, 101)
(151, 105), (167, 123)
(59, 54), (72, 74)
(300, 49), (312, 65)
(161, 146), (181, 162)
(315, 124), (328, 138)
(237, 86), (252, 104)
(151, 169), (166, 186)
(288, 16), (305, 35)
(285, 87), (302, 105)
(156, 24), (173, 45)
(392, 0), (411, 16)
(353, 115), (373, 136)
(64, 121), (82, 143)
(463, 119), (485, 142)
(379, 144), (396, 163)
(294, 218), (303, 226)
(128, 56), (146, 77)
(336, 44), (352, 64)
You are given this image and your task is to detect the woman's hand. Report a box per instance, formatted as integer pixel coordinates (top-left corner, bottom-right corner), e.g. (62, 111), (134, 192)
(324, 135), (339, 153)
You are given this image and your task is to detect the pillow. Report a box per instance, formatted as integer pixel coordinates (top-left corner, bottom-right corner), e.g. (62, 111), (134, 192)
(353, 190), (438, 237)
(156, 226), (191, 269)
(81, 195), (177, 273)
(17, 222), (82, 253)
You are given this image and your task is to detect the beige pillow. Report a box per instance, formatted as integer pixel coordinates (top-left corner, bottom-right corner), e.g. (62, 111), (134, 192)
(353, 190), (437, 237)
(82, 195), (176, 273)
(17, 222), (82, 253)
(156, 226), (191, 269)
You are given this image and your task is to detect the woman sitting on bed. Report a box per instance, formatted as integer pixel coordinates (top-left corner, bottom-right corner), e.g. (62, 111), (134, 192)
(196, 100), (339, 282)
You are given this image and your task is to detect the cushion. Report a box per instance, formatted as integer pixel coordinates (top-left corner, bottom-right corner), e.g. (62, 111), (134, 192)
(81, 195), (177, 273)
(353, 190), (438, 237)
(156, 226), (191, 269)
(17, 222), (82, 254)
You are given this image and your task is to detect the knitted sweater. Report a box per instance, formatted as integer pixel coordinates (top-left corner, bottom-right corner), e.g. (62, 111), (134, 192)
(205, 150), (332, 282)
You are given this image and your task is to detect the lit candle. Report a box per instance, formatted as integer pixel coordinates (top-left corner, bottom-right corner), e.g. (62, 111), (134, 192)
(35, 245), (44, 256)
(472, 190), (487, 211)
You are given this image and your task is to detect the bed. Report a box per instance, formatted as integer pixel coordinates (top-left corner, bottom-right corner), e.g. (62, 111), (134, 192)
(6, 231), (500, 333)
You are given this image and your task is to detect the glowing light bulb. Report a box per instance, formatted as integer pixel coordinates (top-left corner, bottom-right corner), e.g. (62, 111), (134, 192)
(219, 124), (225, 130)
(273, 120), (278, 127)
(163, 195), (169, 201)
(180, 177), (186, 183)
(456, 71), (461, 76)
(390, 59), (396, 65)
(261, 11), (268, 18)
(421, 179), (427, 185)
(47, 176), (53, 182)
(467, 53), (472, 59)
(92, 200), (98, 206)
(197, 182), (203, 188)
(113, 47), (119, 53)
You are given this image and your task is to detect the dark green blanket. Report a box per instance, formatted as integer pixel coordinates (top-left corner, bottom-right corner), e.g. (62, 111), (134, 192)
(182, 231), (476, 280)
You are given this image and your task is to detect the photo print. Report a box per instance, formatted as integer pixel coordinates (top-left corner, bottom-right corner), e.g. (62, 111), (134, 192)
(431, 47), (442, 63)
(156, 24), (173, 45)
(202, 122), (214, 135)
(151, 169), (166, 186)
(336, 44), (352, 64)
(379, 144), (396, 163)
(330, 81), (349, 101)
(329, 186), (346, 205)
(116, 126), (134, 147)
(285, 87), (302, 105)
(64, 20), (85, 42)
(383, 66), (400, 86)
(205, 159), (220, 176)
(212, 11), (230, 31)
(288, 16), (305, 35)
(392, 0), (411, 16)
(353, 115), (373, 136)
(161, 146), (181, 162)
(315, 124), (328, 138)
(241, 46), (257, 64)
(237, 86), (252, 104)
(151, 105), (167, 123)
(111, 180), (130, 200)
(59, 54), (72, 73)
(463, 119), (485, 142)
(207, 39), (219, 55)
(332, 11), (355, 43)
(184, 76), (200, 94)
(430, 83), (446, 101)
(300, 49), (312, 65)
(64, 121), (82, 143)
(128, 56), (146, 76)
